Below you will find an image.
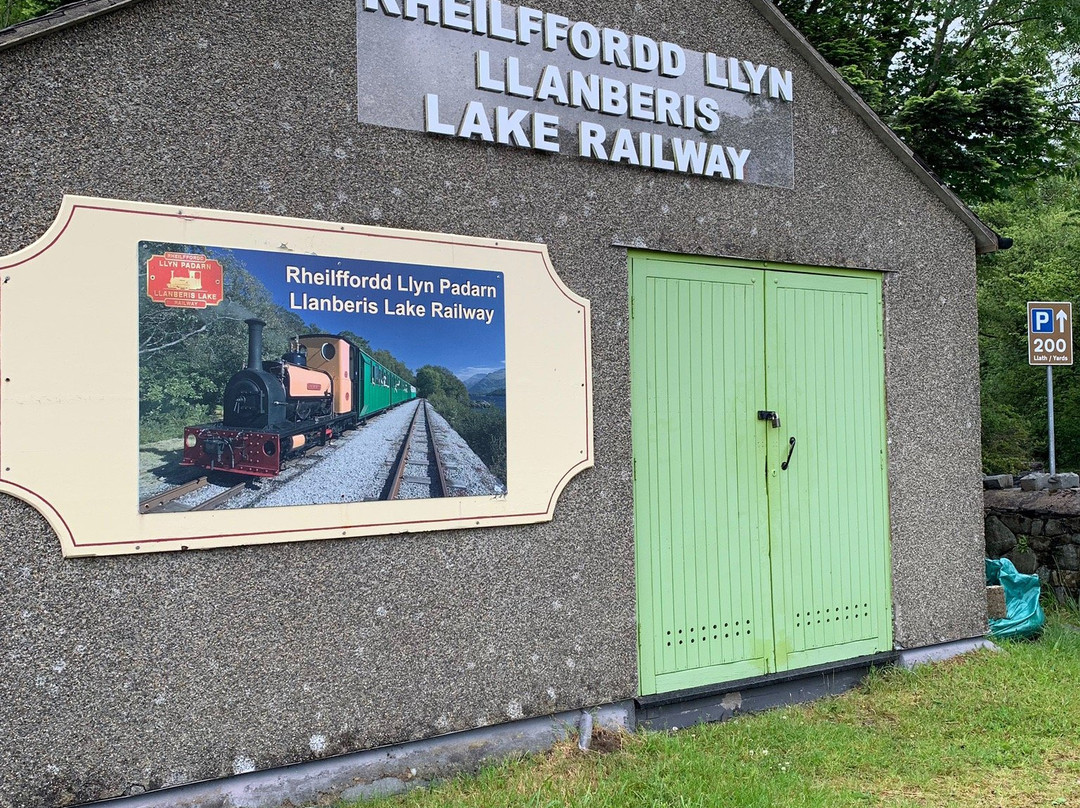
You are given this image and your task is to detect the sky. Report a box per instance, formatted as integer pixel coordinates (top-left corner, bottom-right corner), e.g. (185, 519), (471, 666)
(210, 246), (505, 378)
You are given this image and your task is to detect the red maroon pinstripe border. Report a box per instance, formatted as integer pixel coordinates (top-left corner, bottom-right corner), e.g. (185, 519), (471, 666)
(0, 200), (593, 552)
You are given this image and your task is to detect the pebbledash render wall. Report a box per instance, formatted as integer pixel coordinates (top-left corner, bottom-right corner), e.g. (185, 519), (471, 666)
(0, 0), (987, 804)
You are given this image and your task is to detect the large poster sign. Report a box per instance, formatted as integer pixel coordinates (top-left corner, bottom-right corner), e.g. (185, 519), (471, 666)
(0, 197), (591, 556)
(138, 243), (508, 510)
(356, 0), (795, 187)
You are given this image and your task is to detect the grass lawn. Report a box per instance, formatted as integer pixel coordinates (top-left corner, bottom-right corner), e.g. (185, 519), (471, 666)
(348, 608), (1080, 808)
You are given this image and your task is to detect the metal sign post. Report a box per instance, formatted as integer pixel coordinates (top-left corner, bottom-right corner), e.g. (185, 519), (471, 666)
(1048, 366), (1056, 475)
(1028, 301), (1074, 475)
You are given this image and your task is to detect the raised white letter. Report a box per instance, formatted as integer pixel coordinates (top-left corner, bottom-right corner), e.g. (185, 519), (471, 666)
(424, 94), (455, 135)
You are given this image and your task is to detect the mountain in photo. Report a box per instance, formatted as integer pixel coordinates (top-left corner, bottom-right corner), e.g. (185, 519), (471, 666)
(466, 368), (506, 396)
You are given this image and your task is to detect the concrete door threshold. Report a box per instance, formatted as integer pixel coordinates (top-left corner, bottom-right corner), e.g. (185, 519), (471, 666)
(637, 651), (899, 731)
(637, 635), (996, 731)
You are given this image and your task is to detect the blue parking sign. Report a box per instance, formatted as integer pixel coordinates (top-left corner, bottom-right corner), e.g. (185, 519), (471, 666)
(1031, 308), (1054, 333)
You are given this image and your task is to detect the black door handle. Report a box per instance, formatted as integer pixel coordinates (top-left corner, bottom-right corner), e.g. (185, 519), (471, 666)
(781, 436), (796, 470)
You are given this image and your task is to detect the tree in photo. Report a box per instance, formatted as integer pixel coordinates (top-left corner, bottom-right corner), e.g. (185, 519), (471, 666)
(416, 365), (506, 483)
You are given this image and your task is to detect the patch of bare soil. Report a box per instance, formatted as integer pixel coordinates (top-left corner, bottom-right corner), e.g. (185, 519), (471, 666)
(588, 728), (625, 754)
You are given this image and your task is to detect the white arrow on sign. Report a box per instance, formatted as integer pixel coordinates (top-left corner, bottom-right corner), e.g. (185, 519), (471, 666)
(1058, 310), (1069, 332)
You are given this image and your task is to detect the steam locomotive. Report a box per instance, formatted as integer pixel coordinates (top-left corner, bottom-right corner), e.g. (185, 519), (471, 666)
(181, 318), (416, 477)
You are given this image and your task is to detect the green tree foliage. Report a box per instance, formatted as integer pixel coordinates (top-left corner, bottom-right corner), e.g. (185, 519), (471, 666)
(977, 175), (1080, 471)
(416, 365), (469, 400)
(415, 365), (507, 483)
(774, 0), (1080, 201)
(894, 76), (1054, 200)
(1, 0), (66, 28)
(371, 348), (416, 386)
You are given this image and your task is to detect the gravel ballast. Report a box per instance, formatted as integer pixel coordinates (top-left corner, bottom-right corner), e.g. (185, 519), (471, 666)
(148, 399), (506, 511)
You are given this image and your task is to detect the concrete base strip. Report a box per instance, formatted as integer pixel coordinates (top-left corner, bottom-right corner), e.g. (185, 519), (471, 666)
(80, 702), (635, 808)
(896, 636), (999, 670)
(80, 639), (997, 807)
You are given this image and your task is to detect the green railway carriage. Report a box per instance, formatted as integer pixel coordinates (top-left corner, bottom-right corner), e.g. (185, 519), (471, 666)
(181, 323), (416, 477)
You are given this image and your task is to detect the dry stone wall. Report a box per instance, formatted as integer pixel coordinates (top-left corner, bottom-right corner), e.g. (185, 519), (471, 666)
(983, 484), (1080, 599)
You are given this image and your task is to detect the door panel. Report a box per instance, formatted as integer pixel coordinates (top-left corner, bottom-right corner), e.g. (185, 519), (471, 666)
(631, 259), (774, 695)
(765, 272), (892, 670)
(632, 256), (891, 696)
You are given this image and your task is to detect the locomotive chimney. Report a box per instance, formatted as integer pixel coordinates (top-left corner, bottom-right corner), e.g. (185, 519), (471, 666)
(246, 318), (266, 370)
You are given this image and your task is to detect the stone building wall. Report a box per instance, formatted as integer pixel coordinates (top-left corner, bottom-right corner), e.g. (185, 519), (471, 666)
(0, 0), (991, 803)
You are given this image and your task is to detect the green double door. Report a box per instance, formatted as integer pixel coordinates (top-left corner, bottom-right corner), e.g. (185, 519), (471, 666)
(630, 254), (892, 695)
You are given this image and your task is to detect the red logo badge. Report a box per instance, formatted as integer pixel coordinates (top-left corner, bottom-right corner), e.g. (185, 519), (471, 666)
(146, 252), (223, 309)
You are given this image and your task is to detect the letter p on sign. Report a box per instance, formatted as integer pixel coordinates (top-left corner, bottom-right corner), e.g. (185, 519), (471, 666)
(1032, 308), (1054, 333)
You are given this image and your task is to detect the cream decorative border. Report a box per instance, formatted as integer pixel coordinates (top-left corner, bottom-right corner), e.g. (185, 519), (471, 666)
(0, 197), (593, 556)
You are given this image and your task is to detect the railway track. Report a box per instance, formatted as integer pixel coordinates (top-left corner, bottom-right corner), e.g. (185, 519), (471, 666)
(140, 445), (332, 513)
(383, 400), (451, 500)
(139, 476), (250, 513)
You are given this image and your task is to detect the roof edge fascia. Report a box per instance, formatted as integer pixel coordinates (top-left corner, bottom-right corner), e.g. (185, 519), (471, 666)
(748, 0), (1001, 254)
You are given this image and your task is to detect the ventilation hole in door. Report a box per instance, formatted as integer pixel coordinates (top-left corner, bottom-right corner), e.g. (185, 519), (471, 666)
(668, 619), (750, 645)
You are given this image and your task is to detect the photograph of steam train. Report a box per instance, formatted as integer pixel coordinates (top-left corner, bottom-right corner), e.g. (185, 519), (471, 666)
(138, 240), (507, 511)
(180, 319), (417, 477)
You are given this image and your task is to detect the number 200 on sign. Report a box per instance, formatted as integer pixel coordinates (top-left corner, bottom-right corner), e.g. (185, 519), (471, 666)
(1033, 337), (1069, 353)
